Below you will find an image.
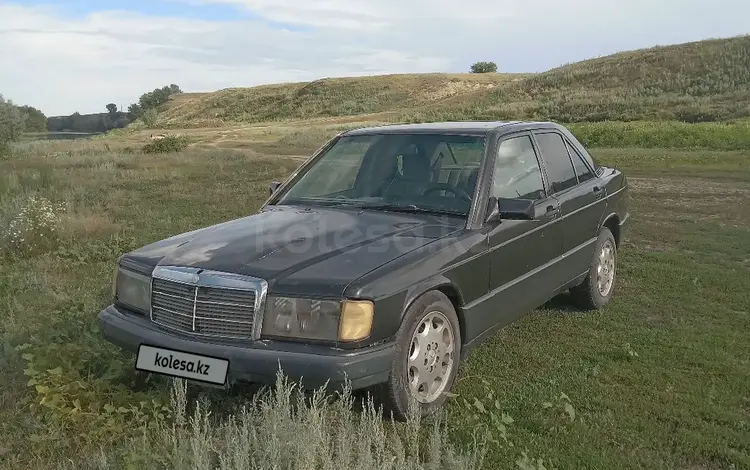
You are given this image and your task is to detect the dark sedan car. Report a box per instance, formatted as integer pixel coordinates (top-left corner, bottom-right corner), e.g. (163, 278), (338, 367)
(100, 121), (630, 419)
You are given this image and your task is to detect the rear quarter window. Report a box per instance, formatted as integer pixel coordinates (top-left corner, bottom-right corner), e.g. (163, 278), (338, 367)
(564, 133), (600, 173)
(566, 141), (594, 183)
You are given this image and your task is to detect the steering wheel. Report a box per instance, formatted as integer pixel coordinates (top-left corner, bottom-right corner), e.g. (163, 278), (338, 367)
(421, 183), (472, 204)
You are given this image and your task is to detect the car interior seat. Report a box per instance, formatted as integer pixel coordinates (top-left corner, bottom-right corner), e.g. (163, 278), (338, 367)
(382, 145), (431, 198)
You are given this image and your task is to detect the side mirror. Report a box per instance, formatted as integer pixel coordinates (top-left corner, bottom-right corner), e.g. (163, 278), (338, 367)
(269, 181), (282, 196)
(485, 196), (536, 223)
(485, 196), (501, 224)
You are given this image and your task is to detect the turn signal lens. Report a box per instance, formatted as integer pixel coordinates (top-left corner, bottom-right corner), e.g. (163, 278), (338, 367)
(339, 300), (374, 342)
(112, 264), (119, 298)
(112, 255), (124, 298)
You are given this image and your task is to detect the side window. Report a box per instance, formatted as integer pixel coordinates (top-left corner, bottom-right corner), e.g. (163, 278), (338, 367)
(492, 135), (545, 200)
(566, 141), (594, 183)
(535, 132), (578, 193)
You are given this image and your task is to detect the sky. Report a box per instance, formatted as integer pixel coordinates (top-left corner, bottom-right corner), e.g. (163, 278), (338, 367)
(0, 0), (748, 116)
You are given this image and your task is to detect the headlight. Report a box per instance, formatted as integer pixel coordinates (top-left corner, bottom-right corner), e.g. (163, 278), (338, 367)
(262, 297), (374, 343)
(115, 267), (151, 314)
(262, 296), (340, 342)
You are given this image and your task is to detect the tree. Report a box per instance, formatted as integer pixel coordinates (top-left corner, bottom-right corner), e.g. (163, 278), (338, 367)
(106, 103), (118, 114)
(135, 84), (182, 113)
(18, 105), (47, 132)
(470, 61), (498, 73)
(127, 103), (143, 120)
(0, 94), (27, 155)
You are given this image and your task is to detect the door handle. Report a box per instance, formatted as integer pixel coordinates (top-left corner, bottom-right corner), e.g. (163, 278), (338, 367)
(546, 205), (560, 217)
(593, 186), (603, 198)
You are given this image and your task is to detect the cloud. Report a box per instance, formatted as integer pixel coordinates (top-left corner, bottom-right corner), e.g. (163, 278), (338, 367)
(0, 0), (748, 115)
(187, 0), (517, 29)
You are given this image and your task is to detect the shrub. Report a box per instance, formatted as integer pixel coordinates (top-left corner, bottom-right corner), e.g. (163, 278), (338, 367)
(73, 373), (487, 469)
(142, 135), (189, 154)
(142, 108), (159, 128)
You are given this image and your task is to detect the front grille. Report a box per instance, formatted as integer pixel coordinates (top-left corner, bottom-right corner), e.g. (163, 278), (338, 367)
(151, 277), (257, 340)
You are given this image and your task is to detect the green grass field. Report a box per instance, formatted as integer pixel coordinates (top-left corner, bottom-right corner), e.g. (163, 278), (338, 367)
(1, 123), (749, 469)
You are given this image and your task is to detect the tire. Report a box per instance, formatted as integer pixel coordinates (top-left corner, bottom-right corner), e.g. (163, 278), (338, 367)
(570, 226), (617, 310)
(376, 290), (461, 421)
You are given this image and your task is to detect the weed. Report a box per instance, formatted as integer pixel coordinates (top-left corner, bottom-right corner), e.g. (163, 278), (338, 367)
(541, 393), (576, 424)
(1, 195), (65, 256)
(459, 379), (516, 448)
(515, 450), (555, 470)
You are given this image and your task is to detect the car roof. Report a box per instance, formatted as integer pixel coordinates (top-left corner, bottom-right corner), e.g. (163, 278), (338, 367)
(341, 121), (558, 136)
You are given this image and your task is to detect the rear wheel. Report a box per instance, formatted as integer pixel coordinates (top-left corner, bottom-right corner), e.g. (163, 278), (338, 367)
(376, 290), (461, 421)
(570, 227), (617, 310)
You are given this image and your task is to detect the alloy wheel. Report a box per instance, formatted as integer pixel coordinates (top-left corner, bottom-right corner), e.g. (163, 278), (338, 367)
(406, 310), (456, 404)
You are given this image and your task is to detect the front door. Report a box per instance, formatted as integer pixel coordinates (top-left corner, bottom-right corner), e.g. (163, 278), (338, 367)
(484, 132), (563, 328)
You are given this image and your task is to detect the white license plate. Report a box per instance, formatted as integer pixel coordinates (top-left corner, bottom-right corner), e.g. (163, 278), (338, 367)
(135, 344), (229, 385)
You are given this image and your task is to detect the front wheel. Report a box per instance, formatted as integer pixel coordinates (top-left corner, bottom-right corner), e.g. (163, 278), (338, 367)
(376, 290), (461, 421)
(570, 226), (617, 310)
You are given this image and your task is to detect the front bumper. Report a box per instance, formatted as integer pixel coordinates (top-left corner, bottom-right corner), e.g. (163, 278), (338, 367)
(98, 304), (394, 391)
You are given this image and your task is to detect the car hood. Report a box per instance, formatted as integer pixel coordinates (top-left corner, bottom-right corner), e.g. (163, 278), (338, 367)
(124, 205), (464, 297)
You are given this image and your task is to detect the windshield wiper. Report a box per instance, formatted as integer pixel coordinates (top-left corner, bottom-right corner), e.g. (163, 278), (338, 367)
(278, 198), (360, 208)
(354, 202), (465, 217)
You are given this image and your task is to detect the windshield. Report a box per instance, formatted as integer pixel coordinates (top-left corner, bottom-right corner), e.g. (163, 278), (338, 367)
(275, 133), (486, 216)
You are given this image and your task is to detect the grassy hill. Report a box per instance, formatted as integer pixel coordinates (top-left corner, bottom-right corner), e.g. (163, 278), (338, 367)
(409, 35), (750, 123)
(149, 35), (750, 128)
(156, 73), (530, 128)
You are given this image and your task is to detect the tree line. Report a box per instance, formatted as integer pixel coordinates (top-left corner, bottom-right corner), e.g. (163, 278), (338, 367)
(1, 84), (182, 155)
(46, 109), (130, 134)
(47, 84), (183, 133)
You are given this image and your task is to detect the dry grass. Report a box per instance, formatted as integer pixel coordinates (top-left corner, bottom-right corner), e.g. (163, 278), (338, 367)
(152, 73), (531, 128)
(59, 212), (120, 239)
(85, 119), (750, 160)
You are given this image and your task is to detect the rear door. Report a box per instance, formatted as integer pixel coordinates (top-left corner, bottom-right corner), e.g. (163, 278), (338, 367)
(532, 131), (605, 284)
